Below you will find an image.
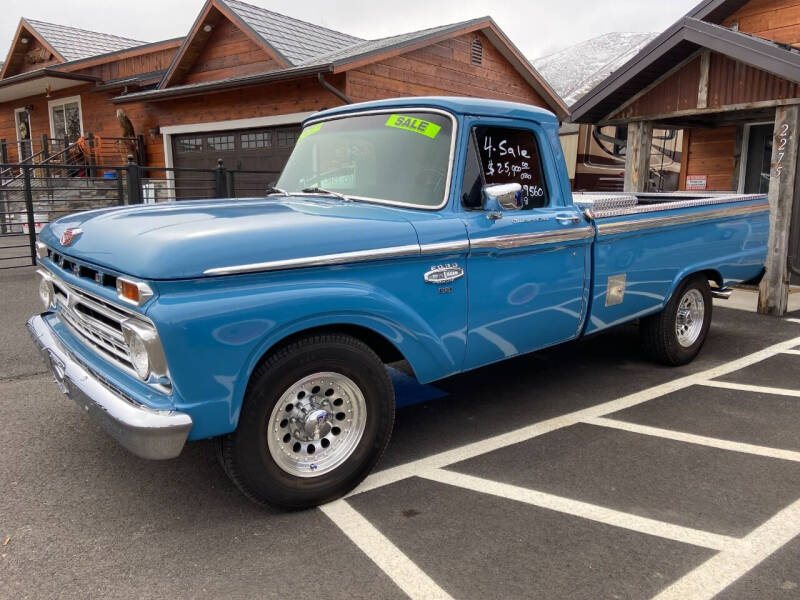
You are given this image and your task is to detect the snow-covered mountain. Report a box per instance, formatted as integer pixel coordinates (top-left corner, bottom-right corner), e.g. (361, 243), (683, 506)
(533, 32), (657, 107)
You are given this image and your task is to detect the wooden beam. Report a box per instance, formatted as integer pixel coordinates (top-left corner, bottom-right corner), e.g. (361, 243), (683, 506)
(697, 50), (710, 109)
(758, 104), (800, 316)
(624, 120), (653, 192)
(599, 97), (800, 126)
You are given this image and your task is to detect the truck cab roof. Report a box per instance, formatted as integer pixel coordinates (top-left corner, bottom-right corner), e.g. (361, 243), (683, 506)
(305, 96), (561, 127)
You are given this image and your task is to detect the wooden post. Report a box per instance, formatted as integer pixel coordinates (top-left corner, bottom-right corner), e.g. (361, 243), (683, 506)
(624, 120), (653, 192)
(758, 105), (800, 316)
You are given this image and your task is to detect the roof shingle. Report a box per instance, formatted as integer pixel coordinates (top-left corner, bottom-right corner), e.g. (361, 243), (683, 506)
(220, 0), (362, 65)
(24, 18), (147, 62)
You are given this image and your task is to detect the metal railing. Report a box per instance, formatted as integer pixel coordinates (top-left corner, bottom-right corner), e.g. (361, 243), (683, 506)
(0, 157), (281, 269)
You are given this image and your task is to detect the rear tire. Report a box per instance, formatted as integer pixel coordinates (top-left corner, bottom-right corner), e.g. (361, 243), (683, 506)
(220, 332), (394, 509)
(640, 274), (712, 366)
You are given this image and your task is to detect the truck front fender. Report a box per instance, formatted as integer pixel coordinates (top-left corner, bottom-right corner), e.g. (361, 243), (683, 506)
(152, 276), (464, 439)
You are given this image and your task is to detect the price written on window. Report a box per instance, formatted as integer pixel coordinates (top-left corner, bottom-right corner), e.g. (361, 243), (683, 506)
(775, 123), (790, 178)
(476, 127), (547, 207)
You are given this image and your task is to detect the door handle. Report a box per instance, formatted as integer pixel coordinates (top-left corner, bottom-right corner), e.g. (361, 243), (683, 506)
(555, 214), (581, 225)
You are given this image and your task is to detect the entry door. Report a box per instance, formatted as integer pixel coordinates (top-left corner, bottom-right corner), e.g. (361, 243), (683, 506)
(14, 108), (32, 161)
(460, 120), (591, 370)
(742, 123), (774, 194)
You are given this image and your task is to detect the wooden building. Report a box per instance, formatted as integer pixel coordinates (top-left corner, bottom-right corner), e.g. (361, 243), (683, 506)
(0, 0), (566, 174)
(571, 0), (800, 315)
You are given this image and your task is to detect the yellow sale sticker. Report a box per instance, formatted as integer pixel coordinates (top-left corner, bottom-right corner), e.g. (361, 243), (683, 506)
(385, 114), (441, 139)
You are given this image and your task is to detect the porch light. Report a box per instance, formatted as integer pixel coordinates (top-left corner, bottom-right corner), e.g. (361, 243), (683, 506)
(203, 24), (213, 32)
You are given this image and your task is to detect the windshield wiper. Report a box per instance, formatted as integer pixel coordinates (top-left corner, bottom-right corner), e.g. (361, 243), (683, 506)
(301, 186), (350, 201)
(265, 186), (289, 196)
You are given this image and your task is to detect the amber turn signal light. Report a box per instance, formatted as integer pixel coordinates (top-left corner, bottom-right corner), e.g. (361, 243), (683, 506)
(115, 277), (154, 306)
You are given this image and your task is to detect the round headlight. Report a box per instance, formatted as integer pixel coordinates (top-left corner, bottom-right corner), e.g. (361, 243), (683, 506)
(39, 277), (53, 309)
(129, 334), (151, 381)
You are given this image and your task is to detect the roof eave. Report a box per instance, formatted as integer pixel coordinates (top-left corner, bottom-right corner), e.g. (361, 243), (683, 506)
(571, 18), (800, 123)
(0, 68), (99, 89)
(112, 63), (333, 103)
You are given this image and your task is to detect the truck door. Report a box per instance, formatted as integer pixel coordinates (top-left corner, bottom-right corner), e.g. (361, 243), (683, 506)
(460, 119), (592, 370)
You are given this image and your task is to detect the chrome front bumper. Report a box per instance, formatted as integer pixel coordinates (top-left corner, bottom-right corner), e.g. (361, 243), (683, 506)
(27, 314), (192, 460)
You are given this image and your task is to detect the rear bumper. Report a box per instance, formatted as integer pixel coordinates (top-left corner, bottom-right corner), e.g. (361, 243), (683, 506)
(27, 313), (192, 460)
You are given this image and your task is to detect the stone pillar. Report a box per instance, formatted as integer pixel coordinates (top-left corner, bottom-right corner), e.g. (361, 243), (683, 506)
(624, 120), (653, 193)
(758, 105), (800, 316)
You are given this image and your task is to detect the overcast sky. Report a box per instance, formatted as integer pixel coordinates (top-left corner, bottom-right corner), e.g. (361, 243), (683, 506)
(2, 0), (700, 62)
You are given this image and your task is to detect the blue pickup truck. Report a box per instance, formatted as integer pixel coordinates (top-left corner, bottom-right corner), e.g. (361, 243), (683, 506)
(27, 97), (769, 508)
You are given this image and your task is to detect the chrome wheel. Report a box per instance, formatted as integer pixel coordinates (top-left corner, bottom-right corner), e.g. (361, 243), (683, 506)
(675, 288), (705, 347)
(267, 372), (366, 478)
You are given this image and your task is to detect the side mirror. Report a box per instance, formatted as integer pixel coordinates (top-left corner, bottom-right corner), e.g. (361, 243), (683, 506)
(482, 183), (522, 213)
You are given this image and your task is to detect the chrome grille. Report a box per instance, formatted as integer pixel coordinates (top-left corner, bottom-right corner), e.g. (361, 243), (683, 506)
(51, 275), (136, 373)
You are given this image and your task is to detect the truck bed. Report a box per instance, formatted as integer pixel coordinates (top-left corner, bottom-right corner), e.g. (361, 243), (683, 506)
(573, 191), (770, 334)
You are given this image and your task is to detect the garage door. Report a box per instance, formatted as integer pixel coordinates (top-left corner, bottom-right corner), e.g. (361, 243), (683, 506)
(171, 125), (301, 199)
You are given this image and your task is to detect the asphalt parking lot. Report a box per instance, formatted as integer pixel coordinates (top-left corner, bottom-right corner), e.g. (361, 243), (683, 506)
(2, 266), (800, 600)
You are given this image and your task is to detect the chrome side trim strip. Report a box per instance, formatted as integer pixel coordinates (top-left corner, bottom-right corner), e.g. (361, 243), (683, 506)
(470, 226), (594, 250)
(203, 244), (422, 276)
(419, 240), (470, 254)
(596, 202), (769, 237)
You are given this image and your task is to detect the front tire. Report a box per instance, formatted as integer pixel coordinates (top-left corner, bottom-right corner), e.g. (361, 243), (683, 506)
(220, 333), (395, 508)
(640, 274), (712, 366)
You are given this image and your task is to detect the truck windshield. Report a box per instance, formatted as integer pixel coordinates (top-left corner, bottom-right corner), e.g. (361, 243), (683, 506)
(277, 111), (454, 208)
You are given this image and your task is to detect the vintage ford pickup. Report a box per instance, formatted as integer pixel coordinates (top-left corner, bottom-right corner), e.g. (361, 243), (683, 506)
(28, 97), (769, 507)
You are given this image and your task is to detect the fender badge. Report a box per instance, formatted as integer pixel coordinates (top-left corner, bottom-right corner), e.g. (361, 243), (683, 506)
(424, 263), (464, 285)
(60, 228), (82, 246)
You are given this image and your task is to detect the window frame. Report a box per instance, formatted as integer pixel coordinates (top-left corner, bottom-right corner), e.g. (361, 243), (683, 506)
(47, 95), (84, 142)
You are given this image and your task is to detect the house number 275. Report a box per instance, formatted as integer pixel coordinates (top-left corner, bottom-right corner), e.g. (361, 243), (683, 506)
(775, 123), (789, 177)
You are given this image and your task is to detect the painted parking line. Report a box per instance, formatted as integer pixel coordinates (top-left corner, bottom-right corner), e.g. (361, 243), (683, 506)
(786, 318), (800, 325)
(350, 334), (800, 497)
(320, 499), (454, 600)
(652, 495), (800, 600)
(584, 417), (800, 462)
(698, 380), (800, 397)
(331, 334), (800, 600)
(420, 469), (735, 551)
(781, 349), (800, 355)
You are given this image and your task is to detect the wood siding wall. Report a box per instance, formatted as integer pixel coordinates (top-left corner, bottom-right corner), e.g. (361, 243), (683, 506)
(0, 76), (347, 167)
(1, 30), (554, 169)
(70, 47), (177, 81)
(612, 56), (701, 121)
(346, 32), (548, 106)
(12, 38), (59, 75)
(707, 52), (800, 106)
(722, 0), (800, 45)
(183, 19), (280, 84)
(680, 126), (737, 191)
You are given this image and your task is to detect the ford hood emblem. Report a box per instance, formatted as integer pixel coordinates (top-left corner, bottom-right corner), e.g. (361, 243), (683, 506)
(60, 228), (82, 246)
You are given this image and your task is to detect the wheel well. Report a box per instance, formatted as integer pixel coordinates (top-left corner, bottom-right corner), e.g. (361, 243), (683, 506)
(269, 324), (405, 365)
(698, 269), (724, 289)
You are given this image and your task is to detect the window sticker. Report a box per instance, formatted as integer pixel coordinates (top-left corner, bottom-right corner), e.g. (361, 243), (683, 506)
(385, 114), (441, 139)
(297, 123), (322, 142)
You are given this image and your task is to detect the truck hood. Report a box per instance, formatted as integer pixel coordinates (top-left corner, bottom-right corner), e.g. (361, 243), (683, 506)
(39, 197), (420, 280)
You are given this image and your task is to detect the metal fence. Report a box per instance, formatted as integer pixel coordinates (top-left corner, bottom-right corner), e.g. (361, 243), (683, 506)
(0, 157), (280, 269)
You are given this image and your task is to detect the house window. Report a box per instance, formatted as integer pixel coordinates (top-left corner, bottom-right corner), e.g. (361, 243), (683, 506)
(241, 131), (271, 149)
(470, 38), (483, 66)
(49, 97), (83, 143)
(207, 135), (235, 151)
(277, 130), (297, 148)
(176, 137), (203, 153)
